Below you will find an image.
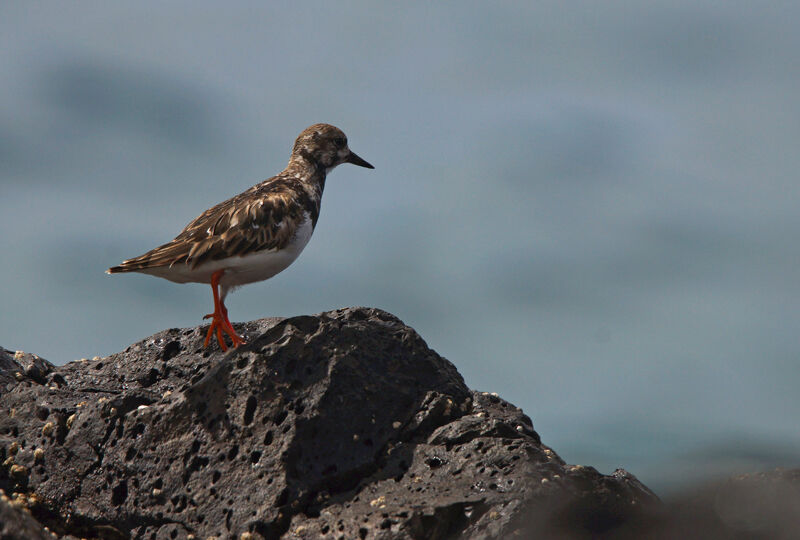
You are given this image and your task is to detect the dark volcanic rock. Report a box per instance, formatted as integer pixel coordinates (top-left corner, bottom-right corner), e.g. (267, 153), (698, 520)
(0, 491), (54, 540)
(1, 307), (657, 539)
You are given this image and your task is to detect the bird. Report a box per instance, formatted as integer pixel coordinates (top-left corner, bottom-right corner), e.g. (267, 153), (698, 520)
(107, 123), (374, 351)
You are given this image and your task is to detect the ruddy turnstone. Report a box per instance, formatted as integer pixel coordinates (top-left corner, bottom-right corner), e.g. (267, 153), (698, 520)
(107, 123), (374, 351)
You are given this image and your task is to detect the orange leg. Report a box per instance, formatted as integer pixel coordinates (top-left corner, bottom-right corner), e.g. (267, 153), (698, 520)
(203, 270), (246, 350)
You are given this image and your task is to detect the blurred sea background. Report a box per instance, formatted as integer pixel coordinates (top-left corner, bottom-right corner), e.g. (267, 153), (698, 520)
(2, 2), (799, 494)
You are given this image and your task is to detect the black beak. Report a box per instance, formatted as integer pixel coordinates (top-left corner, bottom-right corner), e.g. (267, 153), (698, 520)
(346, 150), (374, 169)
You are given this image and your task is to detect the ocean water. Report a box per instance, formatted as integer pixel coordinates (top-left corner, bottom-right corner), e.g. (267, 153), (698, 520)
(2, 1), (799, 494)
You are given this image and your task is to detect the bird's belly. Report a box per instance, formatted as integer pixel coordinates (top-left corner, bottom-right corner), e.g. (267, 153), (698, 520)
(219, 246), (304, 286)
(218, 216), (314, 287)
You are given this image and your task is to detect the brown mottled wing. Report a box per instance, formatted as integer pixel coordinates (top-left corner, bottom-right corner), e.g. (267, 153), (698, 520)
(108, 177), (312, 272)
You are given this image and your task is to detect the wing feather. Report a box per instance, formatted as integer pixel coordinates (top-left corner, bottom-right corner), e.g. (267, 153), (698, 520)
(107, 176), (318, 273)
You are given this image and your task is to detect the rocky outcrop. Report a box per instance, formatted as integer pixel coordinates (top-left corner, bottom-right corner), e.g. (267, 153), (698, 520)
(1, 307), (658, 539)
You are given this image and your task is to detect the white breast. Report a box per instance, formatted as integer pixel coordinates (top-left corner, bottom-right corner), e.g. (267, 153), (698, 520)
(218, 212), (315, 288)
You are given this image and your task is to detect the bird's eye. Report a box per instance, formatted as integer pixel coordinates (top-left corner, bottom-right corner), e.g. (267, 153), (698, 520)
(334, 137), (346, 147)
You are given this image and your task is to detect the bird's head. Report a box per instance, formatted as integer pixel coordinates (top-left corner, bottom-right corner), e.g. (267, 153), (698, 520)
(290, 123), (374, 173)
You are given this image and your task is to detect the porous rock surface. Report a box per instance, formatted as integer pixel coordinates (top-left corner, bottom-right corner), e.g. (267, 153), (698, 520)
(1, 307), (658, 539)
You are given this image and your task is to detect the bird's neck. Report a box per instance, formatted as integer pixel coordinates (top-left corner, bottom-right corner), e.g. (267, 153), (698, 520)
(278, 154), (326, 211)
(284, 155), (327, 193)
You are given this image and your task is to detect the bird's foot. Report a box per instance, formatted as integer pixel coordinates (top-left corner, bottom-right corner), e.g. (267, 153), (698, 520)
(203, 269), (246, 351)
(203, 309), (245, 351)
